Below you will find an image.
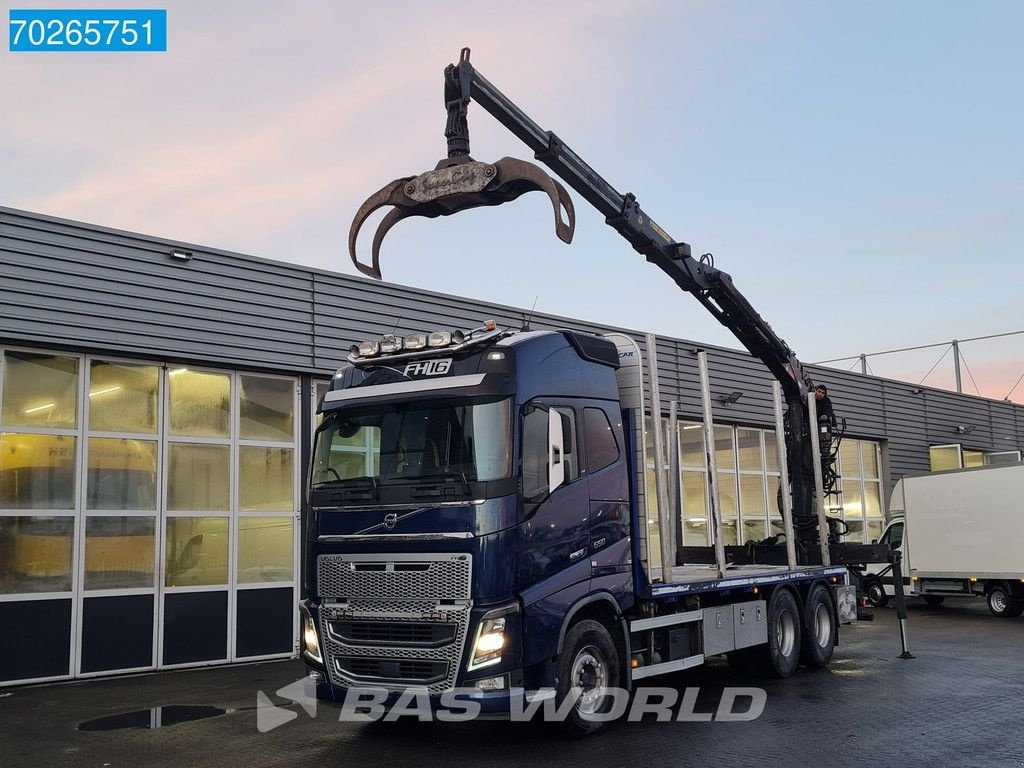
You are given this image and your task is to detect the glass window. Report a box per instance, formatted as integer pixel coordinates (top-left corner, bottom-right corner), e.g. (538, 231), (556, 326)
(742, 519), (767, 544)
(168, 369), (230, 438)
(584, 407), (619, 473)
(167, 444), (230, 511)
(553, 408), (579, 483)
(683, 518), (709, 546)
(0, 433), (76, 510)
(84, 516), (155, 590)
(0, 516), (74, 593)
(764, 429), (779, 473)
(720, 519), (739, 546)
(312, 398), (512, 487)
(716, 472), (738, 517)
(840, 440), (860, 478)
(240, 376), (294, 442)
(88, 361), (158, 434)
(165, 517), (228, 587)
(86, 438), (157, 510)
(739, 474), (766, 519)
(681, 470), (707, 523)
(844, 518), (865, 542)
(767, 476), (782, 518)
(864, 482), (882, 518)
(737, 428), (763, 471)
(842, 480), (863, 519)
(522, 407), (549, 499)
(882, 521), (904, 547)
(239, 447), (294, 511)
(861, 441), (879, 478)
(769, 517), (785, 538)
(1, 352), (78, 428)
(867, 520), (885, 544)
(962, 450), (985, 468)
(929, 445), (961, 472)
(713, 426), (735, 469)
(238, 517), (294, 584)
(679, 423), (705, 468)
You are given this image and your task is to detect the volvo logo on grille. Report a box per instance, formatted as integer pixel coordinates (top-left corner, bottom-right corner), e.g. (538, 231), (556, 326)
(383, 513), (398, 529)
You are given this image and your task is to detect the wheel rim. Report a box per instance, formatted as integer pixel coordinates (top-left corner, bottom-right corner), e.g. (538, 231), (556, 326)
(991, 590), (1008, 613)
(868, 584), (883, 603)
(776, 609), (796, 657)
(570, 644), (608, 716)
(814, 602), (832, 648)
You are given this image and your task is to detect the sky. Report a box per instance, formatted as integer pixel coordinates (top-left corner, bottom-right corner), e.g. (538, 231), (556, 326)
(2, 1), (1022, 402)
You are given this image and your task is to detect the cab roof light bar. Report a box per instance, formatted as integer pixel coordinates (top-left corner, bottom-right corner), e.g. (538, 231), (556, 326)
(348, 320), (506, 365)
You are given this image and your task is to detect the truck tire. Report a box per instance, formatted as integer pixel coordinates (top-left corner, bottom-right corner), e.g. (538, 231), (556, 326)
(923, 595), (945, 607)
(800, 584), (836, 669)
(747, 588), (802, 678)
(987, 583), (1024, 618)
(556, 619), (622, 737)
(864, 577), (889, 608)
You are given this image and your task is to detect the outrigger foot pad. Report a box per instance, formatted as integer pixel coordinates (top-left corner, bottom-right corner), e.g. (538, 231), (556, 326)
(348, 155), (575, 280)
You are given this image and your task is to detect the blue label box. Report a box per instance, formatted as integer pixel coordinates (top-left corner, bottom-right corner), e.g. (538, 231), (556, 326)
(9, 9), (167, 52)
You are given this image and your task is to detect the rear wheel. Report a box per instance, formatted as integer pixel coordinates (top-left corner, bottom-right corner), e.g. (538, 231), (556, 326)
(556, 620), (622, 737)
(923, 595), (945, 608)
(987, 583), (1024, 618)
(747, 588), (802, 678)
(800, 584), (836, 668)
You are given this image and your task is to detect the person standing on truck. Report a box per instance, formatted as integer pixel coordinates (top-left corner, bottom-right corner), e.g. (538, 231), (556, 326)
(814, 384), (836, 426)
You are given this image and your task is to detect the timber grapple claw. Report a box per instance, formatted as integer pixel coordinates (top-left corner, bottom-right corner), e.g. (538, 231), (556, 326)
(348, 156), (575, 280)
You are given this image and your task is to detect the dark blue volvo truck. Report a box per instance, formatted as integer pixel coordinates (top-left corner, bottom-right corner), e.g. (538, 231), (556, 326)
(300, 48), (895, 736)
(300, 322), (855, 735)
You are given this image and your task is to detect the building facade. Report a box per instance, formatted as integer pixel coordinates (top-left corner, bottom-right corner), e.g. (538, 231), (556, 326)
(2, 206), (1022, 686)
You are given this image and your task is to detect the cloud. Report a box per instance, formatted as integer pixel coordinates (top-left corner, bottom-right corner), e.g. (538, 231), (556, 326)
(7, 1), (665, 254)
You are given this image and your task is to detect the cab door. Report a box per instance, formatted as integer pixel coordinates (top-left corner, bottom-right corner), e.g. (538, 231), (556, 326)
(519, 402), (591, 589)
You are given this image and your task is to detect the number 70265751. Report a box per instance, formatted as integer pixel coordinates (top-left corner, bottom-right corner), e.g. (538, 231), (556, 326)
(9, 9), (167, 52)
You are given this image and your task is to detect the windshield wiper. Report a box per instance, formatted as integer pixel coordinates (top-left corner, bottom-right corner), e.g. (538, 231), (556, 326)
(312, 475), (380, 499)
(415, 471), (473, 496)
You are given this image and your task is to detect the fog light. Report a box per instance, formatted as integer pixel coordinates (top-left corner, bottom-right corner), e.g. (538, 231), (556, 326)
(380, 336), (403, 354)
(486, 351), (506, 361)
(474, 674), (506, 691)
(302, 613), (322, 665)
(405, 333), (427, 350)
(357, 340), (380, 357)
(428, 331), (452, 348)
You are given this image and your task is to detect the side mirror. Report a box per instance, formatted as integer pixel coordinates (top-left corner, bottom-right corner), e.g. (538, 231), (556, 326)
(548, 408), (565, 494)
(871, 538), (878, 545)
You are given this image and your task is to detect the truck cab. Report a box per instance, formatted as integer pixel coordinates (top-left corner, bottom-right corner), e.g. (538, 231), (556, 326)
(301, 324), (633, 707)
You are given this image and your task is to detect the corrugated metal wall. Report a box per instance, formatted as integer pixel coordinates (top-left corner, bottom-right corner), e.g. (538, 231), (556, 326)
(3, 205), (1023, 493)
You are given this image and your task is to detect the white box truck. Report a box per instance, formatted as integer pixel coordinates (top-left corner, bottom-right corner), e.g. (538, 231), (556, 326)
(863, 462), (1024, 617)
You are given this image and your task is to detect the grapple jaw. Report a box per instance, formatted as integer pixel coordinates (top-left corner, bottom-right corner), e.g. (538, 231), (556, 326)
(348, 156), (576, 280)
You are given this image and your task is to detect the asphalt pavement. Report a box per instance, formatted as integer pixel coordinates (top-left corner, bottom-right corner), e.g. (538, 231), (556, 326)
(2, 598), (1022, 768)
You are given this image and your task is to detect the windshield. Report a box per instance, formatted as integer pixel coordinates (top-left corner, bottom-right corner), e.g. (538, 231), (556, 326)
(312, 396), (512, 487)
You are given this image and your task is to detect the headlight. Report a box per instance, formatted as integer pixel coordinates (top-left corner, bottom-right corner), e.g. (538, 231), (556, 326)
(467, 604), (518, 672)
(302, 612), (322, 665)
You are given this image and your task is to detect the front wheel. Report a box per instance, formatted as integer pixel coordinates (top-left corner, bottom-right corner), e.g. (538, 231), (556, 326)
(556, 620), (622, 737)
(800, 584), (836, 668)
(987, 583), (1024, 618)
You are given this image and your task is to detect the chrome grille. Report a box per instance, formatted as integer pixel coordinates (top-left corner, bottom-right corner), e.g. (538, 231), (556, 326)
(317, 553), (472, 693)
(317, 553), (471, 601)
